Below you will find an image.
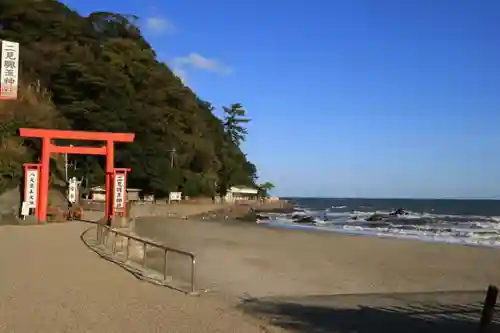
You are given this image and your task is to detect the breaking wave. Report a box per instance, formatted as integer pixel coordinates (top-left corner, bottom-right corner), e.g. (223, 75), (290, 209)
(257, 200), (500, 248)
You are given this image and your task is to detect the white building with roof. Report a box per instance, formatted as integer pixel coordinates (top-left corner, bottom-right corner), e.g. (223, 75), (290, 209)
(224, 185), (259, 203)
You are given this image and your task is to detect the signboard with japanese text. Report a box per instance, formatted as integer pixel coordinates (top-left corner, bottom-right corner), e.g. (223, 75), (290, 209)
(169, 192), (182, 202)
(0, 40), (19, 100)
(68, 177), (77, 203)
(114, 173), (126, 210)
(24, 169), (38, 209)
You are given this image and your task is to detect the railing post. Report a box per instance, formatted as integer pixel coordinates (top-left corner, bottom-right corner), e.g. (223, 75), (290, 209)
(112, 232), (117, 255)
(142, 243), (147, 268)
(125, 237), (130, 260)
(103, 228), (107, 246)
(191, 257), (196, 294)
(479, 285), (498, 333)
(164, 249), (168, 280)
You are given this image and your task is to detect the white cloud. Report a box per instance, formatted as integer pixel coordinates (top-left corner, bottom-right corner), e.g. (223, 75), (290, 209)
(145, 17), (176, 35)
(173, 52), (233, 75)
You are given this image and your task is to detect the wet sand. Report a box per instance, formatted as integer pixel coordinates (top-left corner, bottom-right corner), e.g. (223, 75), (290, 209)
(134, 217), (500, 299)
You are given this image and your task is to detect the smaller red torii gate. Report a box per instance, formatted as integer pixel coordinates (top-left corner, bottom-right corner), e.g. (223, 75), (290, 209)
(19, 128), (135, 224)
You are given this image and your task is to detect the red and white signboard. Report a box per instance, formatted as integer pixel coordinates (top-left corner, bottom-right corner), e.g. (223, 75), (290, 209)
(112, 168), (130, 217)
(0, 40), (19, 100)
(114, 173), (126, 210)
(24, 168), (39, 209)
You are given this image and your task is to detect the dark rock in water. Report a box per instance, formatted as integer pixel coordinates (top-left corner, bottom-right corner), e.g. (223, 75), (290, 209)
(256, 214), (270, 221)
(236, 211), (258, 222)
(254, 205), (296, 214)
(389, 208), (406, 216)
(293, 215), (315, 224)
(368, 208), (409, 221)
(366, 214), (388, 222)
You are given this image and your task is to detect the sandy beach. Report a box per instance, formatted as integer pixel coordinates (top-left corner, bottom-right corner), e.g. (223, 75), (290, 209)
(129, 215), (500, 331)
(134, 216), (500, 299)
(6, 200), (497, 332)
(1, 202), (499, 332)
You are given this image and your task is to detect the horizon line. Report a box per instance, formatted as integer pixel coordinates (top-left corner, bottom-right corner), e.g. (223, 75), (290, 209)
(279, 196), (500, 201)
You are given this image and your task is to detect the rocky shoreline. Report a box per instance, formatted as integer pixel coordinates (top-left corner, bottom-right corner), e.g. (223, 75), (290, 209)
(193, 201), (296, 222)
(254, 207), (414, 225)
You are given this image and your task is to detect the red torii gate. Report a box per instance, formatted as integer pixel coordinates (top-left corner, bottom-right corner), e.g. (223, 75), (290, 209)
(19, 128), (135, 224)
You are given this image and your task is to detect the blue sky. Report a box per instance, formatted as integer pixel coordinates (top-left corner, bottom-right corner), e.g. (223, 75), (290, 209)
(62, 0), (500, 198)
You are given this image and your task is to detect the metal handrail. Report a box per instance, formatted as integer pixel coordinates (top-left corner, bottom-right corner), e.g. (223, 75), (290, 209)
(96, 223), (196, 294)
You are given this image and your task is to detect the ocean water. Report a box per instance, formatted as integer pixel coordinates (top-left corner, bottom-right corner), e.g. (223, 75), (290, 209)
(258, 198), (500, 248)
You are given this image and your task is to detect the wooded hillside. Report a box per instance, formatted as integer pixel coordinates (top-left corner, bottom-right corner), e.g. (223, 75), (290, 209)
(0, 0), (258, 197)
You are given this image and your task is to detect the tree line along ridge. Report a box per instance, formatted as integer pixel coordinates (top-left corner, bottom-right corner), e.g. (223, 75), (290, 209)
(0, 0), (273, 198)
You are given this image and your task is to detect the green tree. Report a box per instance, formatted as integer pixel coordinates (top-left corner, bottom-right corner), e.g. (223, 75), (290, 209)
(0, 84), (67, 192)
(258, 181), (275, 197)
(223, 103), (250, 147)
(214, 103), (254, 197)
(0, 0), (260, 198)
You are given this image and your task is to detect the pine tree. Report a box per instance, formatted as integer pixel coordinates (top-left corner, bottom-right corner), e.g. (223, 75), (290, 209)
(223, 103), (250, 147)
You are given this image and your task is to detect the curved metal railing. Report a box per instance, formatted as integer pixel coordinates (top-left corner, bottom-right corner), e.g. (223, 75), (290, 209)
(95, 223), (196, 294)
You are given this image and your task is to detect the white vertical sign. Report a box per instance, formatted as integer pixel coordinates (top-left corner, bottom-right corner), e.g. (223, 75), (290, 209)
(25, 169), (38, 208)
(68, 177), (77, 203)
(114, 174), (126, 209)
(0, 40), (19, 100)
(21, 201), (30, 217)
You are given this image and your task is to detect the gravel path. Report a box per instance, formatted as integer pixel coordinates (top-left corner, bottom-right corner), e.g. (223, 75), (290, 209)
(0, 223), (282, 333)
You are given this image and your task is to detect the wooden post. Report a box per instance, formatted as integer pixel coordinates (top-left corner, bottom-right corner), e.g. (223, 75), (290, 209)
(479, 285), (498, 333)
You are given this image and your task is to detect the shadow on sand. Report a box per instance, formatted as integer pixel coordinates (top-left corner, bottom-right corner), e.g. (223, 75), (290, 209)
(240, 290), (499, 333)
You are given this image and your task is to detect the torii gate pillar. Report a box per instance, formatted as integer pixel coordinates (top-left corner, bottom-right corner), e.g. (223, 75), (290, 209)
(19, 128), (135, 224)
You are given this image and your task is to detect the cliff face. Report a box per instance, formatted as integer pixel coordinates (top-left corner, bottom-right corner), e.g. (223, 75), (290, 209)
(0, 0), (257, 197)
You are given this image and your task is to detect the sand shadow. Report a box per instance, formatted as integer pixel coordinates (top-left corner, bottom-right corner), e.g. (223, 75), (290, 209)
(240, 291), (499, 333)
